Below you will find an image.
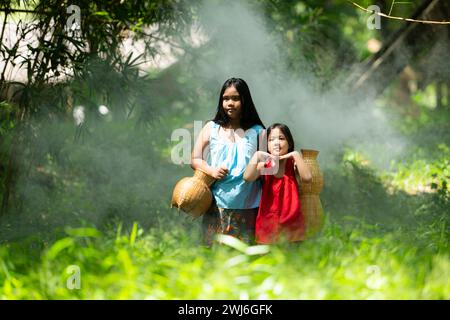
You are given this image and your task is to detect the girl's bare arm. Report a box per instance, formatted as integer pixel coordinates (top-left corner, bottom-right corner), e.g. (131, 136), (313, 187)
(244, 151), (261, 182)
(280, 151), (312, 183)
(191, 121), (212, 173)
(293, 152), (312, 182)
(191, 121), (228, 179)
(244, 151), (272, 182)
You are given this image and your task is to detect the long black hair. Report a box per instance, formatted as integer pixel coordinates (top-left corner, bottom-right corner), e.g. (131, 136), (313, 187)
(212, 78), (265, 130)
(267, 123), (295, 153)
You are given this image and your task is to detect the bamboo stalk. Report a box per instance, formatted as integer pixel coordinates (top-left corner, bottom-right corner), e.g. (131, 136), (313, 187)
(0, 10), (8, 95)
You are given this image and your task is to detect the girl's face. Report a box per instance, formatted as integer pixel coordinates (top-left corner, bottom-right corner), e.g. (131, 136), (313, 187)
(222, 86), (242, 120)
(268, 128), (289, 156)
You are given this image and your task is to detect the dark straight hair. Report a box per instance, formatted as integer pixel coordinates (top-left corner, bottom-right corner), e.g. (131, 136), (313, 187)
(267, 123), (295, 153)
(212, 78), (265, 130)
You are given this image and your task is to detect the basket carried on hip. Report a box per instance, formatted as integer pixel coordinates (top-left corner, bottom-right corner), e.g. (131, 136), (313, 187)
(171, 169), (216, 218)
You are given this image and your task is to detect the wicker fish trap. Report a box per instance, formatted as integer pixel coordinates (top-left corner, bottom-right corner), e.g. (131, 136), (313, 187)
(299, 149), (325, 237)
(171, 169), (215, 218)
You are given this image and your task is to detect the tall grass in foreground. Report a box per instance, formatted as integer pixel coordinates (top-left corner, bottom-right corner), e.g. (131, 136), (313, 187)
(0, 217), (448, 299)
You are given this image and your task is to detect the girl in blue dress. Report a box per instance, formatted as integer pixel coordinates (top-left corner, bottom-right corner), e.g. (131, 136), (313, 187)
(191, 78), (265, 245)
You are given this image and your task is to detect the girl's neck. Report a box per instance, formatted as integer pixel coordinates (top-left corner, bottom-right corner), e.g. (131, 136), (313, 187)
(226, 119), (241, 130)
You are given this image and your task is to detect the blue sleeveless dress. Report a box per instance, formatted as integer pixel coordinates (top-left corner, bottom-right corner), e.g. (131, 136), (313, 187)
(207, 122), (263, 209)
(203, 121), (264, 245)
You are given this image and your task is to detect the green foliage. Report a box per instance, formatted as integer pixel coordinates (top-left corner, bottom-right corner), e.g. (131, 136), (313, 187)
(0, 218), (448, 299)
(253, 0), (373, 87)
(0, 118), (189, 241)
(0, 0), (201, 217)
(387, 145), (449, 196)
(0, 100), (16, 136)
(384, 85), (450, 136)
(321, 145), (449, 232)
(1, 0), (198, 121)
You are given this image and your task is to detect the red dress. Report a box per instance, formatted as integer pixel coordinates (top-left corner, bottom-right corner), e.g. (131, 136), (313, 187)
(256, 157), (305, 244)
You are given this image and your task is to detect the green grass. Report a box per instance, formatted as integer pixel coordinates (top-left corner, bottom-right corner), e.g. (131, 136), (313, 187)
(0, 217), (448, 300)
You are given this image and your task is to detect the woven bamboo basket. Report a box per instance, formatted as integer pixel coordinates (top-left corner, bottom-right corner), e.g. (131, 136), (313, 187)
(299, 149), (324, 237)
(171, 169), (216, 218)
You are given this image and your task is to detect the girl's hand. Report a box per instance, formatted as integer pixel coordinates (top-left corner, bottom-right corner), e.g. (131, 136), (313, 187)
(256, 151), (278, 162)
(256, 162), (266, 171)
(279, 151), (301, 160)
(210, 166), (229, 180)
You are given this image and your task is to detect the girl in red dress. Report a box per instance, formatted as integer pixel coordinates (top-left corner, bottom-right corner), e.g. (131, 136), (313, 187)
(243, 123), (312, 244)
